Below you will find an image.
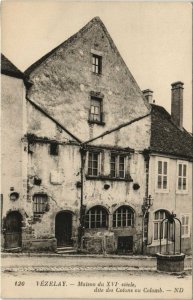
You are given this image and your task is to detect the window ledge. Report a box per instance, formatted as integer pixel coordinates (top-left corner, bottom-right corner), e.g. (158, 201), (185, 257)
(113, 226), (134, 229)
(155, 189), (169, 194)
(88, 120), (105, 126)
(147, 240), (173, 247)
(91, 71), (103, 77)
(176, 190), (188, 195)
(86, 175), (133, 182)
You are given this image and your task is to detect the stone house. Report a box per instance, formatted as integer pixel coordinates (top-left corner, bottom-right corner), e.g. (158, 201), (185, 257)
(23, 17), (151, 254)
(1, 17), (192, 255)
(142, 85), (193, 255)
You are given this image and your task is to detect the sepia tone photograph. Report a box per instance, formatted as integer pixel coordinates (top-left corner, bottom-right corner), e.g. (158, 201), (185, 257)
(1, 1), (192, 299)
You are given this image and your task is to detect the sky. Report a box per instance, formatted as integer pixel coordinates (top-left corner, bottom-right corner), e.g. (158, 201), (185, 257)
(1, 1), (192, 132)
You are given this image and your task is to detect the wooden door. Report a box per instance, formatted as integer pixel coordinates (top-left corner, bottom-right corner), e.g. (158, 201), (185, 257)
(117, 236), (133, 254)
(55, 211), (72, 247)
(4, 211), (22, 248)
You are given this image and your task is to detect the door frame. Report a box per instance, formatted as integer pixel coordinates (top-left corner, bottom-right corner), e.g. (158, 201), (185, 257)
(4, 210), (23, 249)
(55, 210), (73, 247)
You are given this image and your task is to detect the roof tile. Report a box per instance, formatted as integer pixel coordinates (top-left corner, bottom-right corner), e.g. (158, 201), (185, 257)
(150, 104), (193, 159)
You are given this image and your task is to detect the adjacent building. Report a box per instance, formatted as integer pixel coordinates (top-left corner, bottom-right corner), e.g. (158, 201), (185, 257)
(1, 54), (26, 249)
(1, 17), (192, 255)
(143, 85), (193, 255)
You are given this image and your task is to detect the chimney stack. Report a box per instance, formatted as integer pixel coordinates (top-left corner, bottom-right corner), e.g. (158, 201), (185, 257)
(171, 81), (184, 128)
(142, 89), (154, 104)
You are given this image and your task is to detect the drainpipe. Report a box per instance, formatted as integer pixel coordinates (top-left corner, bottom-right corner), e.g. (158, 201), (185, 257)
(78, 146), (87, 248)
(142, 150), (150, 254)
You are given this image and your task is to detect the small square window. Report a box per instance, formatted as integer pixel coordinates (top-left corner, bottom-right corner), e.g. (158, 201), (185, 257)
(50, 143), (59, 156)
(92, 54), (102, 74)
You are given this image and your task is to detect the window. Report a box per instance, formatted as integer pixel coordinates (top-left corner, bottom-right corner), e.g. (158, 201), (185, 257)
(50, 143), (59, 156)
(181, 214), (190, 237)
(110, 153), (125, 178)
(85, 206), (108, 228)
(119, 156), (125, 178)
(110, 154), (116, 177)
(177, 161), (188, 192)
(153, 210), (169, 240)
(33, 194), (48, 218)
(92, 54), (102, 74)
(156, 159), (169, 191)
(88, 152), (100, 176)
(113, 206), (134, 228)
(89, 97), (102, 123)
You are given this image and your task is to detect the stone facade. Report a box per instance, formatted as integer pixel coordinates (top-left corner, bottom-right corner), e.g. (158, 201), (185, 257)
(22, 17), (151, 253)
(1, 17), (192, 255)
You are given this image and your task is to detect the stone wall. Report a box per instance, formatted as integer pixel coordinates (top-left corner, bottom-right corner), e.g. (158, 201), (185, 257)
(22, 18), (151, 253)
(26, 17), (150, 142)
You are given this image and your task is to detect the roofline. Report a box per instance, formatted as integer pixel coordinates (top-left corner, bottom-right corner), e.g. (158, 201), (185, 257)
(23, 16), (150, 111)
(1, 69), (24, 79)
(83, 112), (151, 145)
(24, 17), (102, 76)
(1, 53), (24, 79)
(26, 96), (82, 143)
(144, 149), (193, 161)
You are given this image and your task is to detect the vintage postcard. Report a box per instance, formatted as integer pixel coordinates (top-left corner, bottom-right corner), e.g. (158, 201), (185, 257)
(1, 1), (192, 299)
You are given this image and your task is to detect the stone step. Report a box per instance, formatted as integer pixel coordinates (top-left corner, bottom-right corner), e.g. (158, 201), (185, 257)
(56, 250), (77, 254)
(56, 247), (77, 254)
(56, 246), (74, 251)
(3, 247), (22, 253)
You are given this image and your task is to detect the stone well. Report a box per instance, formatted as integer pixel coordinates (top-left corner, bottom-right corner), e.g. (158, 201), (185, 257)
(156, 253), (185, 273)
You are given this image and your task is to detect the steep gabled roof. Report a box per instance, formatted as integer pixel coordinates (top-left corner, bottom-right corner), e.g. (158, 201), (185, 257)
(150, 104), (193, 159)
(24, 17), (146, 103)
(1, 54), (23, 79)
(25, 17), (104, 76)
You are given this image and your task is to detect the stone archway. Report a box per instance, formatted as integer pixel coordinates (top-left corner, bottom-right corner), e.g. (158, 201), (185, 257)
(4, 211), (22, 249)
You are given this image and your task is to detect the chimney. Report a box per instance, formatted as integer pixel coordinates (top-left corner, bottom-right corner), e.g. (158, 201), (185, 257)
(142, 89), (154, 104)
(171, 81), (184, 128)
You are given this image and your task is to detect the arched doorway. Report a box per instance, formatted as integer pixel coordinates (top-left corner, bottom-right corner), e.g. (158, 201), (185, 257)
(4, 211), (22, 248)
(113, 205), (135, 254)
(55, 211), (73, 247)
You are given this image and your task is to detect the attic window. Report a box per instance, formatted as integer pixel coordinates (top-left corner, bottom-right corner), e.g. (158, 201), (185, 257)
(92, 54), (102, 74)
(50, 143), (59, 156)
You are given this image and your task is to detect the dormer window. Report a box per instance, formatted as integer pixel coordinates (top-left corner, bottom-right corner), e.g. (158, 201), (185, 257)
(92, 54), (102, 74)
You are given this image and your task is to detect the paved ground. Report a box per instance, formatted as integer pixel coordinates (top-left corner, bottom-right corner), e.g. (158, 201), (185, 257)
(1, 254), (192, 299)
(1, 253), (192, 271)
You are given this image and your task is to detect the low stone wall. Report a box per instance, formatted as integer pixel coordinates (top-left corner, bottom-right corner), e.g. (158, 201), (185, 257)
(22, 238), (57, 252)
(82, 232), (115, 254)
